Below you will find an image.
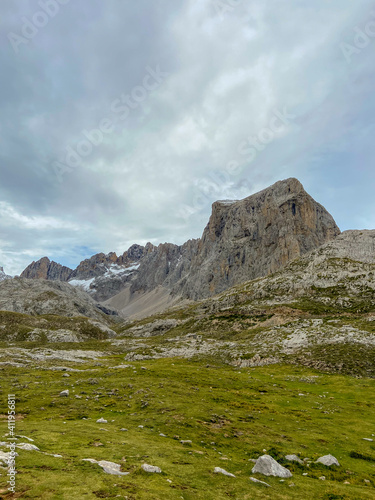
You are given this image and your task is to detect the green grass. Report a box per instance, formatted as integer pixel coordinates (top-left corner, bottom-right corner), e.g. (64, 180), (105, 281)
(1, 359), (374, 499)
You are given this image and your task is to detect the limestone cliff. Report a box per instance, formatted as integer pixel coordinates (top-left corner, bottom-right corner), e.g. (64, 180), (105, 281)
(173, 178), (340, 299)
(20, 257), (73, 281)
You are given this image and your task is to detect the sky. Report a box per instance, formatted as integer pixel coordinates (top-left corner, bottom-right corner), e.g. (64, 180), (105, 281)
(1, 0), (375, 275)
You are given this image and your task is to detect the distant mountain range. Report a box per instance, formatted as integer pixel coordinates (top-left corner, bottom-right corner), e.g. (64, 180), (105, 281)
(12, 178), (343, 318)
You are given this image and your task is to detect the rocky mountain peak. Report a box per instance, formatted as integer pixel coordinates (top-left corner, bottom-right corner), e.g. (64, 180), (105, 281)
(174, 178), (341, 299)
(20, 257), (73, 281)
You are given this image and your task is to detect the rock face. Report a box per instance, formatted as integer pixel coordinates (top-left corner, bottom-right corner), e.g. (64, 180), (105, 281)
(110, 178), (340, 307)
(0, 277), (117, 321)
(21, 257), (73, 281)
(210, 229), (375, 312)
(19, 179), (340, 312)
(173, 178), (340, 299)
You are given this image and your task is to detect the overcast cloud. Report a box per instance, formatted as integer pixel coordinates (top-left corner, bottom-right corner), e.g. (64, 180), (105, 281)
(1, 0), (375, 275)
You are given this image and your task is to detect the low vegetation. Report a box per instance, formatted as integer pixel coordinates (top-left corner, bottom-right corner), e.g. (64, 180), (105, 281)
(1, 359), (375, 499)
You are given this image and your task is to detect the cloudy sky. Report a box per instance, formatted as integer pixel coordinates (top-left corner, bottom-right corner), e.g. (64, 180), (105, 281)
(1, 0), (375, 275)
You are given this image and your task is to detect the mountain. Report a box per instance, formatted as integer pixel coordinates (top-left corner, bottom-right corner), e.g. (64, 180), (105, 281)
(19, 178), (340, 316)
(170, 177), (340, 299)
(20, 257), (73, 281)
(123, 229), (375, 376)
(0, 277), (117, 321)
(0, 266), (11, 282)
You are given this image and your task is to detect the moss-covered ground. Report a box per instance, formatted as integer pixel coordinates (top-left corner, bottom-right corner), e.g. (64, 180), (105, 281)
(1, 357), (374, 499)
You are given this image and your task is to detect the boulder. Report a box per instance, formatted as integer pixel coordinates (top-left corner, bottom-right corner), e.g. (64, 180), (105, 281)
(316, 454), (340, 466)
(141, 463), (162, 473)
(252, 455), (292, 478)
(285, 454), (303, 465)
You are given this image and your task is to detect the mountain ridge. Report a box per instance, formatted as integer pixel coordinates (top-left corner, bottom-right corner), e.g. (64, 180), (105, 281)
(19, 178), (341, 314)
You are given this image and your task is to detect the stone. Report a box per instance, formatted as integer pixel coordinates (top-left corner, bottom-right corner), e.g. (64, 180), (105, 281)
(97, 460), (129, 476)
(213, 467), (235, 477)
(82, 458), (128, 476)
(285, 454), (303, 465)
(17, 443), (40, 451)
(316, 454), (340, 467)
(0, 450), (18, 462)
(252, 455), (292, 478)
(249, 477), (270, 487)
(141, 463), (162, 473)
(363, 438), (373, 442)
(96, 418), (107, 423)
(59, 390), (69, 397)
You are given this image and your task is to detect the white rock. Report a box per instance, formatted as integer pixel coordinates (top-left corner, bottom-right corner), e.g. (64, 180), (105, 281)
(363, 438), (374, 442)
(213, 467), (235, 477)
(252, 455), (292, 478)
(98, 460), (129, 476)
(142, 463), (162, 473)
(250, 477), (270, 487)
(59, 389), (69, 397)
(16, 435), (34, 442)
(17, 443), (40, 451)
(96, 418), (108, 423)
(285, 454), (303, 464)
(0, 450), (18, 462)
(82, 458), (128, 476)
(316, 454), (340, 466)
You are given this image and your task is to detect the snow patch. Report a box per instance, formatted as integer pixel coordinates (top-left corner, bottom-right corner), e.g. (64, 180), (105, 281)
(68, 277), (96, 292)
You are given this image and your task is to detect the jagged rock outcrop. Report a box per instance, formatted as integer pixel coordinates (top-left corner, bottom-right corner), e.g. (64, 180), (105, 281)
(0, 266), (11, 282)
(173, 178), (340, 299)
(21, 257), (73, 281)
(0, 277), (117, 321)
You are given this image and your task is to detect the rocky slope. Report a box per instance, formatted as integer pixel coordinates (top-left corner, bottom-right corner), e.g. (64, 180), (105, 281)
(19, 178), (340, 312)
(0, 277), (117, 322)
(207, 229), (375, 312)
(117, 230), (375, 376)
